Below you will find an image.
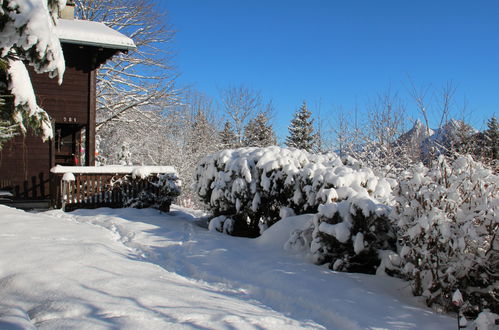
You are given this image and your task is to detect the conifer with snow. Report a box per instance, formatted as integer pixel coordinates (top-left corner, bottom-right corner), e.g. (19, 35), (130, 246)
(220, 121), (238, 149)
(484, 115), (498, 161)
(243, 113), (277, 147)
(188, 110), (218, 153)
(0, 0), (66, 145)
(285, 102), (317, 152)
(118, 143), (133, 165)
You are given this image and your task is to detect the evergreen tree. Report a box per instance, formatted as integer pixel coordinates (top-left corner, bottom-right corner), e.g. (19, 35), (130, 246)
(188, 110), (218, 153)
(118, 143), (132, 165)
(219, 121), (238, 149)
(484, 115), (499, 160)
(0, 0), (66, 146)
(285, 101), (317, 152)
(243, 113), (277, 147)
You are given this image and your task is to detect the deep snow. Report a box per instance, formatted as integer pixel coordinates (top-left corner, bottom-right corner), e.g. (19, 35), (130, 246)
(0, 205), (455, 329)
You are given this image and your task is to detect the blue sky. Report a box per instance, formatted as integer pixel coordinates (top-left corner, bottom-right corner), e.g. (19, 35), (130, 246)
(161, 1), (498, 140)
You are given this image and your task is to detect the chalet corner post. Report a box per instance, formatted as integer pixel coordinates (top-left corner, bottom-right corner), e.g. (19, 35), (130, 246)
(87, 68), (96, 166)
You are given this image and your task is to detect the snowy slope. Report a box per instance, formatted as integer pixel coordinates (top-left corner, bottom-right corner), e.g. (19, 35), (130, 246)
(0, 205), (454, 329)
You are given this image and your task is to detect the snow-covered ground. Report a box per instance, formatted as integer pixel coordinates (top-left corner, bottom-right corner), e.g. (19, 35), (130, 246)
(0, 205), (455, 329)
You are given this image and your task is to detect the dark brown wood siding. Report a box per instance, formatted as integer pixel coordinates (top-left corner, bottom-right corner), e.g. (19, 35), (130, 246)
(0, 132), (51, 199)
(0, 44), (102, 200)
(30, 65), (90, 125)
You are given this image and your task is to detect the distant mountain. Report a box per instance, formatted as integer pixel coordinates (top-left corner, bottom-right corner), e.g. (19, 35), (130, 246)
(398, 119), (434, 146)
(428, 119), (478, 148)
(397, 119), (478, 162)
(396, 119), (434, 162)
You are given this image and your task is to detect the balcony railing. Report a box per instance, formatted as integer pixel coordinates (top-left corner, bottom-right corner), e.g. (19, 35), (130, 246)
(50, 165), (180, 211)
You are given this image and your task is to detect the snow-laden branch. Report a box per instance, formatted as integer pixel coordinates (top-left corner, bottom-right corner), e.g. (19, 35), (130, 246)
(0, 0), (66, 141)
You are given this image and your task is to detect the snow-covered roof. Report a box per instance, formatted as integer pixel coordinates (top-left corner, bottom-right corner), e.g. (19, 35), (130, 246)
(56, 19), (136, 50)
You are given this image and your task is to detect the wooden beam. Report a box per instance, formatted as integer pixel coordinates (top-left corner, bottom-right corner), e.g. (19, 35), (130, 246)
(87, 69), (96, 166)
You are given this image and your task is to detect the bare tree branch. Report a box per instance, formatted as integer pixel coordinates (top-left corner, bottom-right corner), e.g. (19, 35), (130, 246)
(74, 0), (180, 132)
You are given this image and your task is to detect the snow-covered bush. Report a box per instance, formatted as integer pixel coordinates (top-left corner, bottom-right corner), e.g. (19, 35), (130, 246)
(208, 215), (236, 234)
(115, 172), (181, 212)
(307, 198), (396, 274)
(195, 146), (394, 243)
(195, 147), (314, 236)
(285, 166), (396, 274)
(392, 155), (498, 317)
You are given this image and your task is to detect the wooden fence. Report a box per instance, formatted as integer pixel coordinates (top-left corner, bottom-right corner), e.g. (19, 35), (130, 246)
(50, 168), (178, 212)
(0, 174), (49, 200)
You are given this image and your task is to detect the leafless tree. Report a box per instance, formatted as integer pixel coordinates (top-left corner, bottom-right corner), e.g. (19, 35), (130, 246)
(407, 80), (478, 161)
(329, 106), (353, 156)
(96, 106), (171, 166)
(328, 91), (410, 176)
(435, 82), (456, 129)
(407, 79), (433, 138)
(312, 100), (331, 153)
(359, 91), (409, 175)
(162, 89), (221, 207)
(220, 85), (273, 147)
(74, 0), (179, 131)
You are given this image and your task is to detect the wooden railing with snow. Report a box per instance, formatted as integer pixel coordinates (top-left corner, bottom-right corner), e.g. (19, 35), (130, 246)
(50, 166), (181, 212)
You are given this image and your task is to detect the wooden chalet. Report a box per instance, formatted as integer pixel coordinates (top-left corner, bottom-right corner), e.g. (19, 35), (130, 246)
(0, 5), (135, 209)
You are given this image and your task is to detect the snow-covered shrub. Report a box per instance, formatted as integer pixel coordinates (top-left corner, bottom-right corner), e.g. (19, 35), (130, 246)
(474, 310), (499, 330)
(115, 172), (181, 212)
(208, 215), (235, 234)
(285, 167), (396, 274)
(194, 147), (314, 236)
(310, 199), (395, 274)
(392, 155), (498, 317)
(195, 146), (395, 243)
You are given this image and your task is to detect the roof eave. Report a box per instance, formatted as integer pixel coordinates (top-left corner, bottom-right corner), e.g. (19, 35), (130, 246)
(59, 38), (136, 51)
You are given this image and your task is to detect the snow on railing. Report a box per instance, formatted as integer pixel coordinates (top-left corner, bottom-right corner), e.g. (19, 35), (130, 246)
(51, 165), (177, 177)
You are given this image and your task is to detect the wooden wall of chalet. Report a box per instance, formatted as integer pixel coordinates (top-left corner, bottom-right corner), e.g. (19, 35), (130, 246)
(0, 130), (51, 199)
(33, 65), (90, 124)
(0, 43), (99, 200)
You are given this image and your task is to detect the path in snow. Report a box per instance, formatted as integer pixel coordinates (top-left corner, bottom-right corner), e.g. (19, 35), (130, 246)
(0, 205), (319, 329)
(0, 205), (455, 329)
(63, 206), (453, 329)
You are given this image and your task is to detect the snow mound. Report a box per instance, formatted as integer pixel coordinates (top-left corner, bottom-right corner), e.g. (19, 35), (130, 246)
(256, 214), (315, 249)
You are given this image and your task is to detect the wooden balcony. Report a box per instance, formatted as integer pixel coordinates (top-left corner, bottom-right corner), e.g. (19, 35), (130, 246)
(50, 166), (180, 211)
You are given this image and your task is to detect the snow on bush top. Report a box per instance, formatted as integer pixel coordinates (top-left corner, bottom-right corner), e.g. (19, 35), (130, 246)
(195, 147), (393, 235)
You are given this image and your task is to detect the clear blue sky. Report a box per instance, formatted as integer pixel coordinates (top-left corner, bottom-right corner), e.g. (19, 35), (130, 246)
(161, 0), (498, 140)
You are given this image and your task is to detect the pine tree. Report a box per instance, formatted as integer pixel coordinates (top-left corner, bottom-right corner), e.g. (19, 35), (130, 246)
(285, 101), (317, 152)
(118, 143), (132, 165)
(243, 113), (277, 147)
(220, 121), (238, 149)
(188, 110), (218, 153)
(484, 115), (498, 160)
